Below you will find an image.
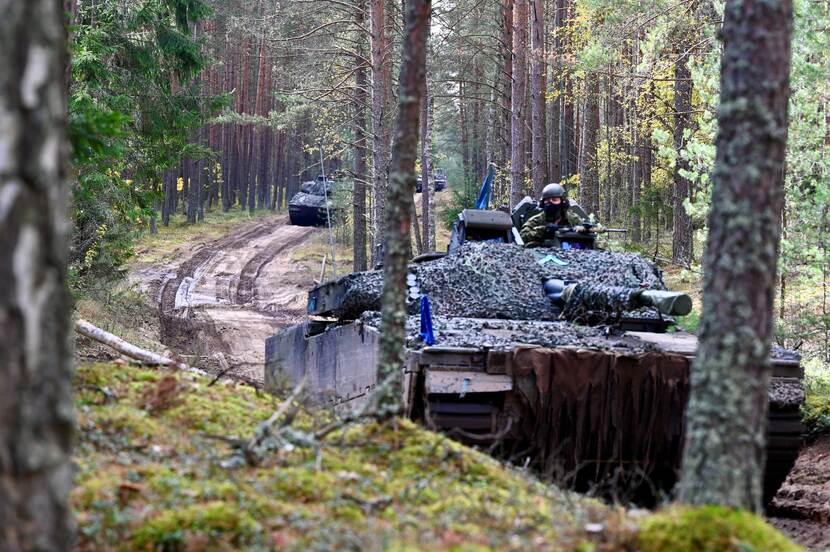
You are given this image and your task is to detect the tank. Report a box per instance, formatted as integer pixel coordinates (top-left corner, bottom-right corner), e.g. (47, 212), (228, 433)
(415, 169), (447, 193)
(266, 202), (804, 505)
(288, 175), (341, 226)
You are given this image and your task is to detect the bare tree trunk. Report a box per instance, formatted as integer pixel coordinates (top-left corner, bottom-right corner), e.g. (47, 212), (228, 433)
(559, 0), (576, 181)
(353, 0), (369, 272)
(459, 80), (471, 183)
(421, 87), (435, 251)
(510, 0), (529, 207)
(579, 74), (600, 216)
(0, 2), (74, 548)
(370, 0), (392, 266)
(376, 0), (431, 411)
(678, 0), (793, 512)
(530, 0), (547, 195)
(672, 31), (694, 265)
(498, 0), (514, 174)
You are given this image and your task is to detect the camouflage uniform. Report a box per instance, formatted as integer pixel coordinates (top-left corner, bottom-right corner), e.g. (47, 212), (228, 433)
(520, 210), (583, 247)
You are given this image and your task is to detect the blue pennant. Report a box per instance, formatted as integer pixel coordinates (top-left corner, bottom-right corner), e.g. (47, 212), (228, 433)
(419, 295), (436, 346)
(475, 163), (496, 210)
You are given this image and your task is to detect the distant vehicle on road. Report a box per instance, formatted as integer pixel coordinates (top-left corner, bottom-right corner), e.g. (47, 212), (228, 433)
(415, 168), (447, 193)
(288, 175), (341, 226)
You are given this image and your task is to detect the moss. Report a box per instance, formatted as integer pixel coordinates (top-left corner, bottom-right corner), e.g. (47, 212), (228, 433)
(72, 362), (801, 550)
(637, 506), (802, 552)
(131, 501), (263, 549)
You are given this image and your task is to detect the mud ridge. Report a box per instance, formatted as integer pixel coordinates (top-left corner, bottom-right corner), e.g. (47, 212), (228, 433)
(136, 216), (316, 382)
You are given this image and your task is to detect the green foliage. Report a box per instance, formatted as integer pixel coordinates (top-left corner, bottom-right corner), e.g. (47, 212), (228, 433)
(442, 178), (480, 230)
(637, 506), (801, 552)
(674, 308), (701, 334)
(802, 360), (830, 437)
(69, 0), (218, 288)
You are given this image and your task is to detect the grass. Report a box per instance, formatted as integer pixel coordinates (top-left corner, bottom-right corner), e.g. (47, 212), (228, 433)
(73, 361), (799, 551)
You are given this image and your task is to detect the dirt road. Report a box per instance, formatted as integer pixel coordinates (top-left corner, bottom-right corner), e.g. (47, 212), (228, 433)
(131, 215), (317, 383)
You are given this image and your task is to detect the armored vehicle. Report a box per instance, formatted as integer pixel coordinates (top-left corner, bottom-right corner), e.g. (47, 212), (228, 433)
(266, 203), (804, 505)
(415, 169), (448, 193)
(288, 175), (340, 226)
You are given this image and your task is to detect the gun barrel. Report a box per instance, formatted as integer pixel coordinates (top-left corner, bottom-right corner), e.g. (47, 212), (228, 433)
(600, 228), (628, 233)
(638, 290), (692, 316)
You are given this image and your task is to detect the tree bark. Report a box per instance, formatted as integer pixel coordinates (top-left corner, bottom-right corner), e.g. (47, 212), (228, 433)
(579, 74), (600, 216)
(498, 0), (514, 173)
(376, 0), (431, 411)
(559, 0), (576, 181)
(0, 1), (74, 548)
(370, 0), (392, 266)
(510, 0), (529, 207)
(353, 0), (369, 272)
(672, 30), (694, 264)
(678, 0), (793, 512)
(421, 87), (435, 251)
(530, 0), (547, 195)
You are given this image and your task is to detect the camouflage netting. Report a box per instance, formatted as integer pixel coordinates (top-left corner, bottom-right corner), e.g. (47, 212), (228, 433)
(325, 242), (667, 321)
(358, 312), (659, 352)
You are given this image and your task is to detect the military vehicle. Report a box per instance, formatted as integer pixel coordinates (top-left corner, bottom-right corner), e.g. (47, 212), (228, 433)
(415, 169), (447, 193)
(288, 175), (341, 226)
(266, 199), (804, 505)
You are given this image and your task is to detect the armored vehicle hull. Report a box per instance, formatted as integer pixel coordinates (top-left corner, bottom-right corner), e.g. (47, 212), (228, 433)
(266, 231), (803, 504)
(288, 178), (341, 226)
(266, 318), (803, 505)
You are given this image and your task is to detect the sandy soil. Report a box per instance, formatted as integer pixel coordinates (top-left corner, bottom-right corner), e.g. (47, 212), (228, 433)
(769, 435), (830, 550)
(130, 215), (317, 383)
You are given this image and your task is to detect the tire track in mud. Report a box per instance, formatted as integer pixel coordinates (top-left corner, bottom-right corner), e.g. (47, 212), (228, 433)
(149, 217), (317, 382)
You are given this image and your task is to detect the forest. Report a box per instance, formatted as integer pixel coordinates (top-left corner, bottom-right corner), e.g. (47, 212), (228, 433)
(1, 0), (830, 549)
(66, 0), (830, 363)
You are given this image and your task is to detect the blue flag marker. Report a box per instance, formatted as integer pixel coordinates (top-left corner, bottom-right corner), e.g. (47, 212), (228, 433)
(475, 164), (496, 210)
(419, 295), (436, 346)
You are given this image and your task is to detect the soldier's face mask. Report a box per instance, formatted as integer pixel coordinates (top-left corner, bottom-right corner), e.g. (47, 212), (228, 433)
(543, 198), (565, 219)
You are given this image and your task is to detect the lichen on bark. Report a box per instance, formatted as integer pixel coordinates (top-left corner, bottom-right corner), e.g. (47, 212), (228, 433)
(677, 0), (794, 512)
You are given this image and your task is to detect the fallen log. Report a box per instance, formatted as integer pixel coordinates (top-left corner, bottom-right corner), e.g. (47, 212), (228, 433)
(75, 319), (193, 372)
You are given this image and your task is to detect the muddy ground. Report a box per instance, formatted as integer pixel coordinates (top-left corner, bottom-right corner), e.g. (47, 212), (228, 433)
(119, 216), (828, 548)
(128, 214), (317, 383)
(770, 435), (830, 549)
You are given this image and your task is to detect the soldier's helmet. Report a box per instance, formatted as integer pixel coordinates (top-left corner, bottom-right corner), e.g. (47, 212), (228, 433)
(541, 183), (566, 200)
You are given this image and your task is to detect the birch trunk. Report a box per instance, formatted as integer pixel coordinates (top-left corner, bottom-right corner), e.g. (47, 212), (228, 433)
(0, 2), (75, 548)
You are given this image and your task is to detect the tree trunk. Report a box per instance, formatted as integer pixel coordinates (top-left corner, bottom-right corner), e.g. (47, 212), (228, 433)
(678, 0), (793, 512)
(510, 0), (529, 207)
(459, 80), (471, 183)
(353, 0), (369, 272)
(498, 0), (514, 174)
(672, 31), (694, 265)
(579, 74), (600, 216)
(0, 2), (75, 548)
(376, 0), (431, 411)
(370, 0), (392, 266)
(559, 0), (576, 181)
(530, 0), (547, 196)
(421, 87), (435, 251)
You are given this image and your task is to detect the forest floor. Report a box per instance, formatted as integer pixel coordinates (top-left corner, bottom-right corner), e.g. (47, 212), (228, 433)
(73, 208), (830, 549)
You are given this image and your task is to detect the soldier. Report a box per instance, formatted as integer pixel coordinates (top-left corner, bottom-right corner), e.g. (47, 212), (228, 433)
(520, 183), (587, 247)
